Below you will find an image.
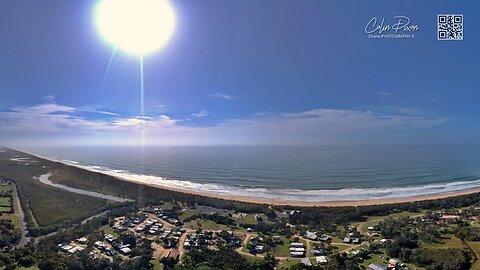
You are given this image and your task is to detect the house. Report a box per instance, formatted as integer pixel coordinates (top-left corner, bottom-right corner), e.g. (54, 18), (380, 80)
(343, 237), (351, 243)
(388, 259), (399, 268)
(60, 245), (73, 252)
(68, 246), (85, 254)
(319, 235), (332, 242)
(368, 263), (387, 270)
(120, 247), (132, 255)
(316, 256), (328, 264)
(255, 245), (265, 253)
(300, 258), (312, 266)
(94, 241), (106, 250)
(304, 231), (318, 241)
(290, 242), (304, 248)
(379, 239), (390, 244)
(290, 251), (304, 257)
(288, 210), (300, 215)
(311, 249), (327, 256)
(289, 242), (305, 257)
(273, 236), (282, 244)
(351, 238), (360, 244)
(246, 227), (253, 232)
(77, 237), (88, 244)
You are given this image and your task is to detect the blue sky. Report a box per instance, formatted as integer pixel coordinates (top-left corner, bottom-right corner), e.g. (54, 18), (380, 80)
(0, 0), (479, 146)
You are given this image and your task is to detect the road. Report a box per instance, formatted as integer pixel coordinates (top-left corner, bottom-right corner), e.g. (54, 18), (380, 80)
(12, 182), (29, 248)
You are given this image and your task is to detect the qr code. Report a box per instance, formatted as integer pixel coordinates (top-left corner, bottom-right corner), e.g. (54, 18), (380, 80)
(438, 14), (463, 40)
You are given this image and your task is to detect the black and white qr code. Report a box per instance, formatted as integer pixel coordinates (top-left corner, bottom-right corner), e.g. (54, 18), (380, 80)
(438, 14), (463, 40)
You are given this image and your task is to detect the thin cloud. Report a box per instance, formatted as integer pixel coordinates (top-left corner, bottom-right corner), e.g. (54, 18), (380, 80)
(191, 110), (209, 118)
(78, 106), (119, 116)
(0, 102), (446, 146)
(378, 91), (392, 96)
(11, 103), (75, 114)
(211, 93), (234, 100)
(43, 95), (56, 104)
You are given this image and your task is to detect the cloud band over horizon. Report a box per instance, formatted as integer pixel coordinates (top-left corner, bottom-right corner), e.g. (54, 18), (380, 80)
(0, 101), (448, 146)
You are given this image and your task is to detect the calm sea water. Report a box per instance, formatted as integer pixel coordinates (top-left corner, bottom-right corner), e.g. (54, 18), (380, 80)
(21, 145), (480, 202)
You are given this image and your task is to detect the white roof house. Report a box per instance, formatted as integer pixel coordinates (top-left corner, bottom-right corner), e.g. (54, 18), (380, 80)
(77, 237), (88, 244)
(68, 246), (85, 254)
(301, 258), (312, 266)
(316, 256), (328, 264)
(120, 247), (132, 254)
(61, 245), (73, 251)
(290, 242), (304, 248)
(290, 251), (304, 257)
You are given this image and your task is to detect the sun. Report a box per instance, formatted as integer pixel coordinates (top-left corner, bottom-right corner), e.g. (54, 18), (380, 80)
(95, 0), (176, 55)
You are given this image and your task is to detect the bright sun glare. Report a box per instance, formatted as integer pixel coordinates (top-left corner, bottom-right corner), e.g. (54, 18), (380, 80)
(95, 0), (176, 55)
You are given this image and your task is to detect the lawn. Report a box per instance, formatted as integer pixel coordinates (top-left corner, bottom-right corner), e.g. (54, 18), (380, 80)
(271, 237), (291, 257)
(237, 214), (261, 224)
(466, 241), (480, 270)
(184, 219), (230, 231)
(150, 259), (164, 270)
(0, 214), (19, 227)
(331, 243), (352, 252)
(16, 266), (39, 270)
(178, 210), (194, 221)
(277, 259), (302, 269)
(0, 184), (12, 192)
(100, 225), (120, 237)
(360, 253), (386, 267)
(0, 150), (111, 227)
(423, 234), (466, 249)
(0, 197), (11, 206)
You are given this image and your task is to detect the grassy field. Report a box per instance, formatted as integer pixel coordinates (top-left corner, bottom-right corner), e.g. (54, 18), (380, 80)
(0, 150), (110, 227)
(0, 196), (10, 206)
(100, 225), (120, 237)
(16, 266), (39, 270)
(423, 234), (466, 249)
(271, 236), (292, 257)
(360, 253), (386, 267)
(466, 241), (480, 270)
(150, 259), (164, 270)
(238, 214), (259, 224)
(178, 209), (194, 221)
(277, 259), (302, 269)
(184, 219), (230, 231)
(0, 183), (19, 228)
(0, 184), (13, 213)
(331, 243), (352, 252)
(0, 183), (12, 192)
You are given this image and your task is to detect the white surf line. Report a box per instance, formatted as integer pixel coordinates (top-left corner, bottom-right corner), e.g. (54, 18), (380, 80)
(38, 173), (132, 203)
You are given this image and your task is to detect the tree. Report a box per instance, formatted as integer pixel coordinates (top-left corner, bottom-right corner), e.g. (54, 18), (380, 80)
(18, 256), (36, 268)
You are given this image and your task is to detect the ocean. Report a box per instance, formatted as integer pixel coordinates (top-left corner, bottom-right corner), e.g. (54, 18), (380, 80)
(21, 145), (480, 202)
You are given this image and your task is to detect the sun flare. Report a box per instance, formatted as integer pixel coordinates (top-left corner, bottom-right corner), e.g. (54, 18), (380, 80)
(94, 0), (176, 55)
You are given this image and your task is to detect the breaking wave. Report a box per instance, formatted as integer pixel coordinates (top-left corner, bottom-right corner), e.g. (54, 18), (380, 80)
(55, 159), (480, 202)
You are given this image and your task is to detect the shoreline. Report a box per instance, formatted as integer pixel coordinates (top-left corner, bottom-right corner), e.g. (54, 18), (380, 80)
(38, 173), (132, 203)
(16, 148), (480, 207)
(114, 174), (480, 207)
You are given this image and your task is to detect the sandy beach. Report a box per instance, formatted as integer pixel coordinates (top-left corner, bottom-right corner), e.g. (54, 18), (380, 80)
(111, 173), (480, 207)
(18, 149), (480, 207)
